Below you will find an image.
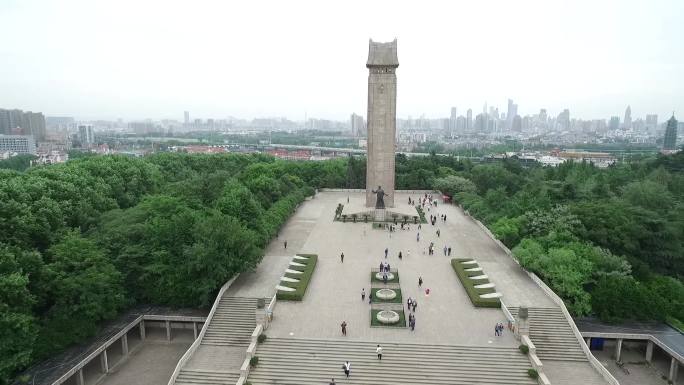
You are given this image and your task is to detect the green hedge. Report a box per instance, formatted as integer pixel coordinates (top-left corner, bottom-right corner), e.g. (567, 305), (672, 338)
(276, 254), (318, 301)
(370, 309), (407, 327)
(450, 258), (500, 308)
(370, 271), (400, 283)
(370, 288), (403, 303)
(415, 206), (428, 223)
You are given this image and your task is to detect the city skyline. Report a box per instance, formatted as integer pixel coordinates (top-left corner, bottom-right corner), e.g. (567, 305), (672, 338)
(1, 0), (683, 121)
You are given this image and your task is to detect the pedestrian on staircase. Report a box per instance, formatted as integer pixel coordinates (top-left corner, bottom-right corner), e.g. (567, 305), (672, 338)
(341, 321), (347, 336)
(340, 252), (344, 263)
(376, 344), (383, 360)
(342, 361), (351, 378)
(361, 288), (365, 301)
(329, 378), (336, 385)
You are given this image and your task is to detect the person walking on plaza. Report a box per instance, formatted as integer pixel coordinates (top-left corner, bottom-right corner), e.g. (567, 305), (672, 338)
(448, 246), (452, 256)
(384, 247), (388, 258)
(368, 292), (373, 304)
(437, 228), (441, 237)
(412, 300), (417, 312)
(443, 245), (447, 256)
(284, 240), (287, 249)
(407, 297), (412, 309)
(418, 276), (423, 287)
(398, 251), (402, 260)
(343, 361), (351, 378)
(361, 288), (365, 301)
(417, 232), (420, 242)
(407, 250), (411, 258)
(340, 252), (344, 263)
(341, 321), (347, 336)
(376, 344), (383, 360)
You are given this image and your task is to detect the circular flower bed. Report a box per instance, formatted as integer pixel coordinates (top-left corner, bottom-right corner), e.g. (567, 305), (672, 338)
(376, 288), (397, 300)
(375, 272), (395, 281)
(376, 310), (400, 324)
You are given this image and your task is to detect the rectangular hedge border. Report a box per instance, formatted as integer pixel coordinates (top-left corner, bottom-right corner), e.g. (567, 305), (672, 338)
(370, 309), (407, 328)
(276, 254), (318, 301)
(450, 258), (500, 308)
(415, 206), (428, 223)
(370, 271), (400, 284)
(370, 288), (403, 304)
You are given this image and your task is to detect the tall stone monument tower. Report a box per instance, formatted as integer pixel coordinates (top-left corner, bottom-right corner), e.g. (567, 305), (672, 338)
(365, 39), (398, 208)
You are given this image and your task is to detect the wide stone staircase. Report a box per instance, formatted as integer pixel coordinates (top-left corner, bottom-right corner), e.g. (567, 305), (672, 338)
(248, 337), (537, 384)
(509, 307), (609, 385)
(202, 297), (257, 347)
(174, 297), (258, 385)
(508, 306), (585, 361)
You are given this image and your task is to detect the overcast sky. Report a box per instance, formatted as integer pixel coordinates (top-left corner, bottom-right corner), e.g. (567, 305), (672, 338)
(1, 0), (682, 122)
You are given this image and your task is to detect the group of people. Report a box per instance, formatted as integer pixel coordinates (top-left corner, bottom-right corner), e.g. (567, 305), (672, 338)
(430, 213), (447, 223)
(494, 322), (506, 336)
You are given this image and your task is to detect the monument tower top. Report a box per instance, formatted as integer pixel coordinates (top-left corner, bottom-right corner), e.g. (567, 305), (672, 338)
(366, 39), (399, 68)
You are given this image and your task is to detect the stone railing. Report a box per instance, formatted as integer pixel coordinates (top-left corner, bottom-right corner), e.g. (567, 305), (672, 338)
(500, 300), (517, 337)
(49, 314), (143, 385)
(166, 274), (240, 385)
(460, 206), (619, 385)
(263, 293), (277, 329)
(236, 324), (264, 385)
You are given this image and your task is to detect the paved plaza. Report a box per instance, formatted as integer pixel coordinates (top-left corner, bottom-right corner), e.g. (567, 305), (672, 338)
(230, 191), (554, 346)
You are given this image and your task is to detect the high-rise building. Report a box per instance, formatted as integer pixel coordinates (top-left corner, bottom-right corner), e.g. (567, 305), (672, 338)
(506, 99), (518, 130)
(663, 114), (678, 150)
(557, 109), (570, 130)
(623, 105), (632, 130)
(0, 134), (36, 154)
(350, 113), (365, 137)
(512, 115), (522, 132)
(466, 109), (473, 132)
(645, 114), (658, 133)
(609, 116), (620, 131)
(0, 109), (46, 141)
(449, 107), (457, 136)
(184, 111), (190, 126)
(78, 124), (95, 146)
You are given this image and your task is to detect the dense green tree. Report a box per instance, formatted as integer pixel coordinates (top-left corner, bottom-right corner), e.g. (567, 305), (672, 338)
(432, 175), (476, 197)
(35, 232), (124, 358)
(0, 246), (40, 383)
(0, 154), (36, 172)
